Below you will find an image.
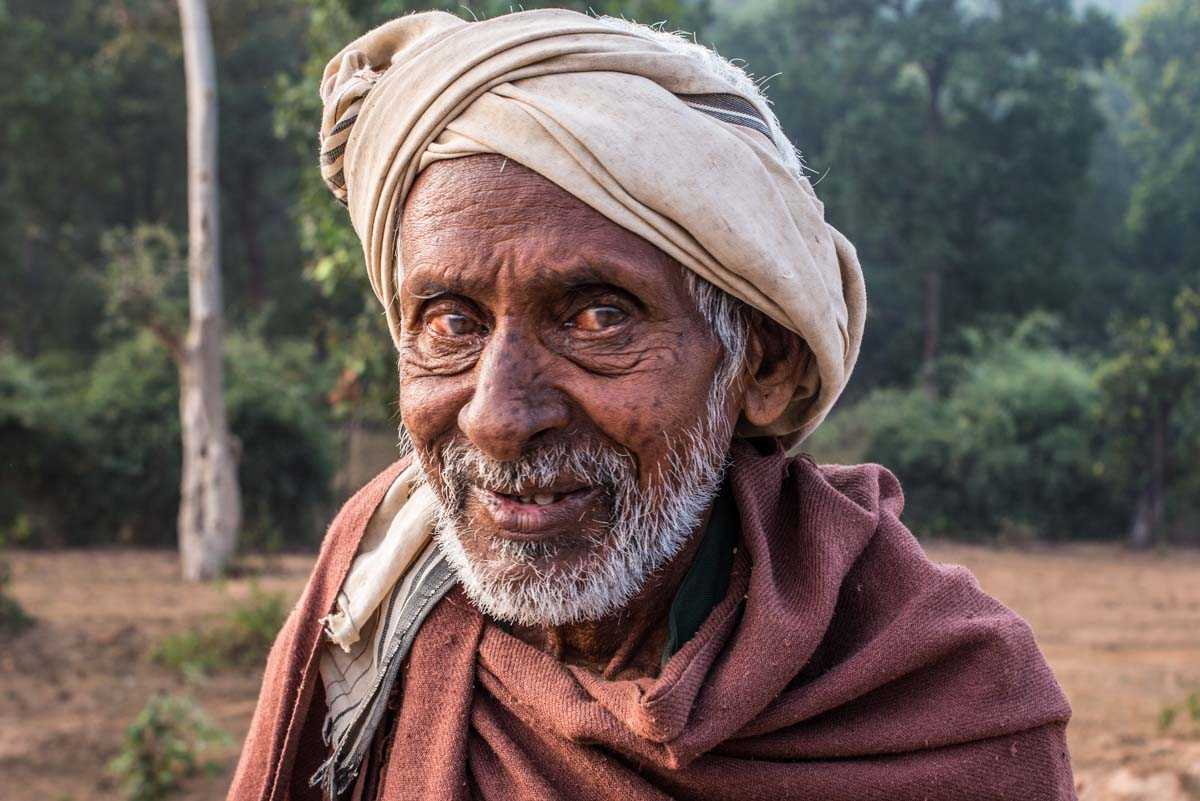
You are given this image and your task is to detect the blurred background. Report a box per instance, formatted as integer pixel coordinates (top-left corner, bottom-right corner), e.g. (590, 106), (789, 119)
(0, 0), (1197, 799)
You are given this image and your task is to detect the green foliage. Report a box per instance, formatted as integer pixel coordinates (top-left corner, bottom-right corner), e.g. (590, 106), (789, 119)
(0, 556), (33, 638)
(1120, 0), (1200, 312)
(716, 0), (1123, 385)
(78, 337), (186, 545)
(812, 316), (1122, 539)
(0, 351), (88, 544)
(151, 586), (286, 677)
(108, 694), (229, 801)
(0, 332), (335, 548)
(1097, 288), (1200, 463)
(1095, 287), (1200, 540)
(225, 335), (337, 550)
(1158, 691), (1200, 734)
(101, 225), (189, 348)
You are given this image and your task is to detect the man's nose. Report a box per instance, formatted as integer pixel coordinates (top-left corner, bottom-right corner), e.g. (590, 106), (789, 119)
(457, 326), (569, 461)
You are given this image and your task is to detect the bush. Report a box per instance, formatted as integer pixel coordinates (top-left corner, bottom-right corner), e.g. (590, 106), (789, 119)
(1, 331), (336, 549)
(0, 352), (88, 544)
(0, 558), (32, 638)
(79, 337), (184, 545)
(108, 694), (228, 801)
(1158, 691), (1200, 735)
(151, 585), (287, 676)
(810, 317), (1125, 540)
(224, 335), (336, 551)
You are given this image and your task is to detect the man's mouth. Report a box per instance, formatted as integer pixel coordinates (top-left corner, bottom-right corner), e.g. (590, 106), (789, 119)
(472, 483), (602, 540)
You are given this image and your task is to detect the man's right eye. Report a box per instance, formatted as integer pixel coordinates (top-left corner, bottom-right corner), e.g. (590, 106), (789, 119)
(426, 312), (482, 337)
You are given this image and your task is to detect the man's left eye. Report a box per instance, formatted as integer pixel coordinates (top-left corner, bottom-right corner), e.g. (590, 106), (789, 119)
(568, 305), (628, 332)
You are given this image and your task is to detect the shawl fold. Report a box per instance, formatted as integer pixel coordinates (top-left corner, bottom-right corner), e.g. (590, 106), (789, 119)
(227, 444), (1075, 801)
(312, 461), (453, 796)
(317, 8), (867, 446)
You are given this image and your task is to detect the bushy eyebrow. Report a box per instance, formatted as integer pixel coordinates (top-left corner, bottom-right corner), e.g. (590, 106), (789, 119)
(404, 260), (655, 309)
(405, 282), (455, 302)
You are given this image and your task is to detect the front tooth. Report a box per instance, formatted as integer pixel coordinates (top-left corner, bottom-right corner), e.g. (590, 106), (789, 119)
(520, 495), (533, 504)
(534, 493), (555, 506)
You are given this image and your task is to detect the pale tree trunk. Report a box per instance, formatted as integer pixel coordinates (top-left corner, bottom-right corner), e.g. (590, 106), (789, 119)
(178, 0), (240, 580)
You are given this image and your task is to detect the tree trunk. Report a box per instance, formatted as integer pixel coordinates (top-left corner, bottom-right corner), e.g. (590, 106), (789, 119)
(1128, 401), (1169, 550)
(178, 0), (240, 581)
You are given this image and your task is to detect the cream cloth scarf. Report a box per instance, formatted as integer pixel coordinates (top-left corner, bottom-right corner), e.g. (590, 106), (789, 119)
(314, 463), (454, 796)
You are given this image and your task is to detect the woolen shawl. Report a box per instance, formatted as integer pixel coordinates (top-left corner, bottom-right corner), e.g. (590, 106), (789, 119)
(317, 8), (867, 444)
(227, 444), (1076, 801)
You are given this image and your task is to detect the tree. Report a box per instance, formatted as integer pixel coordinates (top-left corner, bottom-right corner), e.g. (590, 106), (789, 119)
(717, 0), (1121, 392)
(177, 0), (240, 580)
(1089, 0), (1200, 548)
(1097, 288), (1200, 549)
(1120, 0), (1200, 314)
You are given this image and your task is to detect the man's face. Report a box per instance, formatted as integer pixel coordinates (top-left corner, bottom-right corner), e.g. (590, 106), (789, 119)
(398, 155), (740, 625)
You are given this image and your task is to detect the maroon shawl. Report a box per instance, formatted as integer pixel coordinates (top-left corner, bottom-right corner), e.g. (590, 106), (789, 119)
(228, 443), (1074, 801)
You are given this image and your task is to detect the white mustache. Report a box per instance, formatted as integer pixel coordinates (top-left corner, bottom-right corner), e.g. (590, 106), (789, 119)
(434, 437), (636, 513)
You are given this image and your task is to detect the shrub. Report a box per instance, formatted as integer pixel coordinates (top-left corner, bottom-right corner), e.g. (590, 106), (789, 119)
(79, 337), (184, 545)
(2, 331), (336, 549)
(224, 335), (336, 551)
(810, 317), (1125, 540)
(1158, 691), (1200, 734)
(108, 694), (228, 801)
(0, 352), (87, 544)
(0, 558), (32, 638)
(151, 585), (286, 676)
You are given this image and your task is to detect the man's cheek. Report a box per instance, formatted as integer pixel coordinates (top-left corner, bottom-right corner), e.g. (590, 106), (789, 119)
(399, 375), (468, 447)
(577, 385), (691, 471)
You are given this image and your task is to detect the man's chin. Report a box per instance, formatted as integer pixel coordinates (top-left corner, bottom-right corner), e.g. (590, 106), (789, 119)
(434, 524), (640, 626)
(448, 523), (603, 582)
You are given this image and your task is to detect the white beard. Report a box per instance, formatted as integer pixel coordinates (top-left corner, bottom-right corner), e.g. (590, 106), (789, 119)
(411, 399), (735, 627)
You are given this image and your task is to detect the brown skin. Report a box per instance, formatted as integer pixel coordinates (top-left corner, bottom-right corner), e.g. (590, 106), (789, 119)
(398, 154), (804, 676)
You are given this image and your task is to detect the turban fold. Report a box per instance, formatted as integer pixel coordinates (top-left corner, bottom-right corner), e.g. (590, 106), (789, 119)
(319, 8), (866, 444)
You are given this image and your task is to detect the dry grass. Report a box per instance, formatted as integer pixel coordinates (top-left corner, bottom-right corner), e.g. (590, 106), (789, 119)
(1, 543), (1198, 801)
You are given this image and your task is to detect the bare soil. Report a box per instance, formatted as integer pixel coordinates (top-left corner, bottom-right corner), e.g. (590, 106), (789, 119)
(2, 543), (1198, 800)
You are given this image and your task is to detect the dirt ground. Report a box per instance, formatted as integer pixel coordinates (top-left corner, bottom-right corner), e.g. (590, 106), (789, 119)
(2, 543), (1198, 801)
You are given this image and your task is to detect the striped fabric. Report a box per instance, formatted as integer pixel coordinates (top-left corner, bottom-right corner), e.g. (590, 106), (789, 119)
(312, 539), (455, 797)
(677, 92), (773, 139)
(318, 51), (383, 207)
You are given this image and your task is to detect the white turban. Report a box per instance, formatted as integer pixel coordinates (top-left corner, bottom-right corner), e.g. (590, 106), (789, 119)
(318, 8), (865, 445)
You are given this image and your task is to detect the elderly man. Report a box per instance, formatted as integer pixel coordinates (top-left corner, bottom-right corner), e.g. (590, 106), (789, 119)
(229, 9), (1073, 801)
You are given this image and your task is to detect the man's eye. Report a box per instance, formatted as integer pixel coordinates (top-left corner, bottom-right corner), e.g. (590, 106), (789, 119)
(568, 305), (628, 332)
(427, 313), (482, 337)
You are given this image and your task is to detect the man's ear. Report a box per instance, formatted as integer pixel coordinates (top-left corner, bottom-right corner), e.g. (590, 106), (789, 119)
(741, 315), (807, 429)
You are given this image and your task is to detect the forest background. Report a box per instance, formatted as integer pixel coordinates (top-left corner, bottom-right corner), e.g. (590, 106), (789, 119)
(2, 0), (1198, 555)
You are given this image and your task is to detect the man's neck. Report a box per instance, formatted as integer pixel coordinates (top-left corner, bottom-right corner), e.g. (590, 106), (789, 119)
(504, 504), (715, 679)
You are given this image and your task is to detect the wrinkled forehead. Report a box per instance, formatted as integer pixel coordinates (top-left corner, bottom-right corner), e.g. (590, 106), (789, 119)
(398, 155), (692, 302)
(402, 155), (607, 237)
